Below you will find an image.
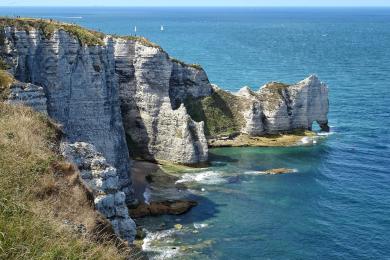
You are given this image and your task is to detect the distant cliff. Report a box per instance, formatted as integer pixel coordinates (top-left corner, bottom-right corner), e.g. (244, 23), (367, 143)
(0, 18), (329, 243)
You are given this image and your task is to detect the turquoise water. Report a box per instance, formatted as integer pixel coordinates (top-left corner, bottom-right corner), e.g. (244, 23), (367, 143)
(1, 7), (390, 259)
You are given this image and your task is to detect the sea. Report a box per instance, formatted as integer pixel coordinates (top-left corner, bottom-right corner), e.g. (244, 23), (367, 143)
(1, 7), (389, 259)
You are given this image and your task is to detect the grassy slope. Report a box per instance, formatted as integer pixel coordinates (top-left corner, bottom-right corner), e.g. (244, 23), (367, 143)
(184, 87), (246, 138)
(0, 103), (132, 259)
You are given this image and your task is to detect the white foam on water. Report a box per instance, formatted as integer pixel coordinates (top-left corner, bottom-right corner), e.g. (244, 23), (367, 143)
(300, 136), (311, 144)
(143, 186), (152, 204)
(175, 171), (226, 185)
(317, 131), (335, 136)
(142, 229), (182, 260)
(242, 170), (262, 175)
(193, 223), (209, 229)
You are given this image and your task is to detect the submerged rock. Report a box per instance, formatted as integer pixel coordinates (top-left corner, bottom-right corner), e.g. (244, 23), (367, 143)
(263, 168), (297, 175)
(130, 200), (198, 218)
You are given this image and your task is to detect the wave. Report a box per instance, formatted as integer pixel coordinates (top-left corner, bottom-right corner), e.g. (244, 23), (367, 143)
(142, 229), (182, 260)
(193, 222), (209, 229)
(175, 171), (226, 185)
(317, 131), (335, 136)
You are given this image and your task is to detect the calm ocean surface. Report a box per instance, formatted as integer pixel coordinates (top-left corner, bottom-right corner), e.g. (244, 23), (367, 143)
(1, 7), (389, 259)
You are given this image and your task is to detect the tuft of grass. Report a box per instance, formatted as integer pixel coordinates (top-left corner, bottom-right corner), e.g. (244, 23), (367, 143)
(0, 58), (10, 70)
(184, 88), (246, 138)
(170, 57), (203, 70)
(0, 17), (105, 45)
(0, 103), (137, 259)
(0, 70), (13, 100)
(263, 82), (290, 90)
(121, 35), (163, 50)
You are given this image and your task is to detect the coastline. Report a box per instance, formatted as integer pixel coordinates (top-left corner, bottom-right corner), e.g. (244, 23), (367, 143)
(129, 130), (326, 258)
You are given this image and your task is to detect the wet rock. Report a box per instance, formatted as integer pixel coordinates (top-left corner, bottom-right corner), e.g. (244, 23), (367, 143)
(174, 224), (183, 230)
(263, 168), (296, 175)
(130, 200), (198, 218)
(136, 227), (147, 240)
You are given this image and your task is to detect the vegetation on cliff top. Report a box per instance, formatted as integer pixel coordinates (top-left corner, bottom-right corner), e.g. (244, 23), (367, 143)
(0, 17), (106, 45)
(0, 17), (164, 50)
(170, 57), (203, 70)
(0, 103), (137, 259)
(184, 88), (246, 137)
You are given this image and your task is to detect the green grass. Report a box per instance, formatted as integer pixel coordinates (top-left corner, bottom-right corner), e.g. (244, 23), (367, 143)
(0, 17), (105, 45)
(0, 58), (10, 70)
(263, 82), (290, 90)
(121, 35), (163, 50)
(0, 70), (13, 100)
(0, 103), (129, 259)
(184, 88), (245, 138)
(170, 58), (203, 70)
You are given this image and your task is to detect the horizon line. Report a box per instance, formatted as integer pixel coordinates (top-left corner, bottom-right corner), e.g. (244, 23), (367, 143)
(1, 6), (390, 8)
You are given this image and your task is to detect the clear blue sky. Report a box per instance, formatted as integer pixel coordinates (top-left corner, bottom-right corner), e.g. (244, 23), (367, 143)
(0, 0), (389, 7)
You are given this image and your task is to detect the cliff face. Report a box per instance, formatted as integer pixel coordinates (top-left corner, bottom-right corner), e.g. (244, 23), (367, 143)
(61, 142), (136, 242)
(114, 39), (210, 164)
(2, 27), (133, 199)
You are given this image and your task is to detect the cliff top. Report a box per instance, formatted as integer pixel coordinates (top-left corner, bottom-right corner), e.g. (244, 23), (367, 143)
(0, 17), (203, 70)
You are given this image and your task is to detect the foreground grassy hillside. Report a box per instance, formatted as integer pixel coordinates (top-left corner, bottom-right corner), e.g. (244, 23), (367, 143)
(0, 103), (136, 259)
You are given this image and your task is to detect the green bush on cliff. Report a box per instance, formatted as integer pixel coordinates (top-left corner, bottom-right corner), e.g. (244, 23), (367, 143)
(185, 88), (245, 137)
(0, 103), (129, 259)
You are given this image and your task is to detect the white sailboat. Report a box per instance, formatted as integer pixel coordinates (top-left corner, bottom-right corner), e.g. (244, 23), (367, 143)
(161, 25), (164, 31)
(134, 26), (137, 33)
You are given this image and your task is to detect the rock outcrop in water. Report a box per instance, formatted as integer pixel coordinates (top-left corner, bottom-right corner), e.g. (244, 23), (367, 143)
(0, 18), (329, 243)
(239, 75), (329, 135)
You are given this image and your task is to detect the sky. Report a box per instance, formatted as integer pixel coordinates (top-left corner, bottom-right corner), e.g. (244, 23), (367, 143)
(0, 0), (390, 7)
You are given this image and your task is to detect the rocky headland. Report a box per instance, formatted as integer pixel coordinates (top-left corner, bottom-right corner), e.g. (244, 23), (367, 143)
(0, 17), (329, 250)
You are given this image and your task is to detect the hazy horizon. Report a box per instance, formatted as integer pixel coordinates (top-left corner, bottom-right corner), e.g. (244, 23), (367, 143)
(1, 0), (390, 7)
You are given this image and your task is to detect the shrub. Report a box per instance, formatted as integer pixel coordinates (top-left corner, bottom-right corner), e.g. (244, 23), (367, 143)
(0, 70), (13, 100)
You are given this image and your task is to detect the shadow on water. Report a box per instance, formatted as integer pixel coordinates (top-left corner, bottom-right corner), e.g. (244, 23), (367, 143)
(130, 160), (221, 226)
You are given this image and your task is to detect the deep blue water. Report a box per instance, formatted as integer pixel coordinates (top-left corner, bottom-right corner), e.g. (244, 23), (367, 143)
(1, 7), (389, 259)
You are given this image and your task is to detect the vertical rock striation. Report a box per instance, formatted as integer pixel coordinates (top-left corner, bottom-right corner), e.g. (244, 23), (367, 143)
(114, 39), (210, 164)
(2, 26), (132, 199)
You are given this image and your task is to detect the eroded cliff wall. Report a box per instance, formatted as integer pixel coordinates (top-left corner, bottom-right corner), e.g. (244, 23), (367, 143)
(114, 39), (210, 164)
(2, 27), (133, 199)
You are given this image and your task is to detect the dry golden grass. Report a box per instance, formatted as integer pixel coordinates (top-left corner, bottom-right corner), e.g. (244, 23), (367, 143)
(0, 103), (144, 259)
